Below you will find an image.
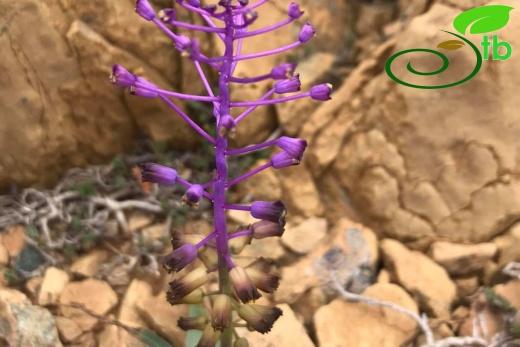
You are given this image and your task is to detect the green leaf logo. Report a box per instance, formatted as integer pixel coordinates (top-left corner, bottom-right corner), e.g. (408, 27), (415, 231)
(437, 40), (465, 50)
(453, 5), (514, 35)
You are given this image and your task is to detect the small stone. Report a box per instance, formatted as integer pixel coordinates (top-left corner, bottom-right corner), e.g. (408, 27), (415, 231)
(59, 279), (118, 331)
(136, 294), (187, 346)
(281, 217), (328, 255)
(55, 316), (83, 343)
(377, 269), (391, 283)
(227, 209), (257, 226)
(97, 319), (146, 347)
(38, 267), (70, 306)
(241, 236), (285, 261)
(493, 279), (520, 309)
(241, 304), (315, 347)
(0, 242), (9, 266)
(24, 276), (43, 300)
(128, 213), (153, 231)
(141, 224), (166, 244)
(237, 159), (282, 201)
(118, 279), (153, 328)
(494, 223), (520, 268)
(279, 165), (323, 218)
(315, 283), (418, 346)
(381, 238), (456, 317)
(429, 241), (497, 276)
(2, 225), (26, 259)
(70, 249), (110, 277)
(454, 277), (479, 299)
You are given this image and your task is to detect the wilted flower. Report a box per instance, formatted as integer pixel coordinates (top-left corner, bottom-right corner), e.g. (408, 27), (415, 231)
(178, 315), (209, 331)
(229, 266), (261, 303)
(197, 323), (221, 347)
(245, 258), (280, 293)
(167, 268), (208, 303)
(211, 294), (231, 331)
(238, 304), (283, 334)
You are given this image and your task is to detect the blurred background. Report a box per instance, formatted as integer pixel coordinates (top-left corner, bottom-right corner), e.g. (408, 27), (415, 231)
(1, 0), (519, 346)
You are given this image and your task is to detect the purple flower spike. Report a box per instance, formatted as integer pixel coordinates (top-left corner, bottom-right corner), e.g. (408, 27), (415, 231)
(271, 63), (297, 80)
(135, 0), (155, 20)
(158, 8), (176, 24)
(109, 65), (135, 87)
(271, 151), (300, 169)
(139, 163), (178, 185)
(298, 22), (315, 43)
(277, 136), (307, 160)
(288, 2), (304, 19)
(274, 74), (301, 94)
(310, 83), (332, 101)
(186, 0), (200, 7)
(182, 184), (204, 207)
(162, 244), (198, 273)
(250, 201), (287, 225)
(218, 115), (237, 138)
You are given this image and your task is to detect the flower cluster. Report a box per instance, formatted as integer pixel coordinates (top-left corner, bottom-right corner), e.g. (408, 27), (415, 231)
(110, 1), (331, 346)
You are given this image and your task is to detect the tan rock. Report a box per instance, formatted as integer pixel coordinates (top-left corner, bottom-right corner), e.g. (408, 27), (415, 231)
(97, 321), (146, 347)
(55, 316), (83, 343)
(136, 294), (187, 346)
(0, 288), (63, 346)
(0, 242), (9, 266)
(2, 225), (26, 258)
(494, 222), (520, 268)
(429, 241), (497, 276)
(128, 213), (153, 232)
(72, 331), (96, 347)
(356, 2), (395, 37)
(315, 283), (418, 347)
(281, 217), (328, 254)
(24, 276), (43, 300)
(381, 238), (456, 317)
(493, 280), (520, 309)
(280, 164), (323, 218)
(141, 224), (166, 244)
(241, 304), (314, 347)
(377, 269), (391, 283)
(38, 267), (70, 306)
(292, 287), (327, 324)
(455, 277), (479, 299)
(59, 279), (118, 331)
(241, 236), (285, 262)
(237, 159), (282, 202)
(70, 249), (110, 277)
(118, 279), (153, 328)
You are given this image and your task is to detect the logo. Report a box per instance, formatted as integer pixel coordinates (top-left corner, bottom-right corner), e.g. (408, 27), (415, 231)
(385, 5), (514, 89)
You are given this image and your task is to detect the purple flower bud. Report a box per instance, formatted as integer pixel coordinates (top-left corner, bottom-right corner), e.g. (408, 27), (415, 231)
(135, 0), (155, 20)
(310, 83), (332, 101)
(218, 115), (237, 138)
(183, 38), (200, 60)
(129, 76), (158, 98)
(243, 11), (258, 26)
(229, 267), (261, 303)
(186, 0), (200, 7)
(251, 220), (285, 239)
(158, 8), (176, 24)
(218, 0), (232, 7)
(274, 74), (301, 94)
(162, 244), (198, 273)
(178, 315), (209, 331)
(238, 304), (283, 334)
(277, 136), (307, 160)
(250, 201), (287, 225)
(173, 35), (191, 52)
(202, 4), (217, 13)
(288, 2), (304, 19)
(182, 184), (203, 207)
(270, 63), (297, 80)
(109, 65), (135, 87)
(298, 22), (315, 43)
(139, 163), (178, 185)
(271, 151), (300, 169)
(238, 0), (249, 6)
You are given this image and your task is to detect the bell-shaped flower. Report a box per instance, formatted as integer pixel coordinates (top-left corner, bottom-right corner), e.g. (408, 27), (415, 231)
(109, 65), (135, 87)
(270, 63), (297, 80)
(310, 83), (332, 100)
(162, 243), (198, 273)
(288, 2), (304, 19)
(229, 266), (261, 303)
(139, 163), (177, 185)
(251, 220), (285, 239)
(211, 294), (231, 331)
(298, 22), (315, 43)
(250, 200), (287, 225)
(277, 136), (307, 160)
(135, 0), (156, 20)
(238, 304), (283, 334)
(271, 151), (300, 169)
(182, 184), (203, 208)
(274, 74), (301, 94)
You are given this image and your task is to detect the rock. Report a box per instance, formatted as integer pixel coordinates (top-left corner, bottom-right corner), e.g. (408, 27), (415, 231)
(118, 279), (153, 328)
(355, 2), (395, 37)
(241, 304), (315, 347)
(128, 213), (153, 232)
(38, 267), (70, 306)
(55, 316), (83, 343)
(97, 320), (146, 347)
(381, 238), (456, 317)
(279, 165), (323, 218)
(241, 237), (285, 262)
(493, 280), (520, 309)
(494, 223), (520, 268)
(2, 225), (26, 259)
(377, 269), (391, 283)
(0, 288), (63, 346)
(454, 277), (479, 300)
(292, 287), (327, 325)
(72, 331), (96, 347)
(314, 283), (418, 347)
(24, 276), (43, 301)
(0, 242), (9, 266)
(70, 249), (110, 277)
(429, 241), (497, 276)
(281, 217), (328, 254)
(236, 159), (282, 202)
(59, 279), (118, 331)
(277, 218), (377, 304)
(141, 224), (167, 245)
(136, 294), (187, 346)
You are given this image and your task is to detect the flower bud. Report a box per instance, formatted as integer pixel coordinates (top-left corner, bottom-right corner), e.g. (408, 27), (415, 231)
(162, 243), (198, 273)
(198, 247), (218, 270)
(277, 136), (307, 160)
(173, 35), (192, 52)
(250, 200), (287, 225)
(271, 151), (300, 169)
(167, 287), (204, 305)
(139, 163), (178, 185)
(288, 2), (304, 19)
(211, 294), (231, 331)
(186, 0), (200, 7)
(245, 261), (280, 293)
(182, 38), (201, 60)
(109, 65), (135, 87)
(178, 315), (208, 331)
(251, 220), (285, 239)
(129, 76), (158, 98)
(182, 184), (204, 208)
(197, 324), (221, 347)
(234, 337), (250, 347)
(167, 267), (209, 303)
(238, 0), (249, 6)
(202, 4), (217, 13)
(218, 115), (237, 138)
(274, 74), (301, 94)
(238, 304), (283, 334)
(135, 0), (155, 20)
(310, 83), (332, 101)
(229, 267), (261, 303)
(298, 22), (315, 43)
(271, 63), (297, 80)
(243, 10), (258, 26)
(158, 8), (176, 25)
